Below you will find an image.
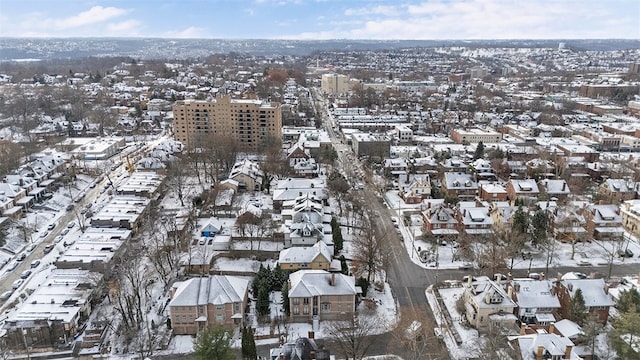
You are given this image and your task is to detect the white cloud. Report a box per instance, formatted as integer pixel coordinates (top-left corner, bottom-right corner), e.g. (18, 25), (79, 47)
(344, 5), (399, 17)
(286, 0), (638, 40)
(106, 20), (141, 34)
(50, 6), (130, 30)
(164, 26), (208, 39)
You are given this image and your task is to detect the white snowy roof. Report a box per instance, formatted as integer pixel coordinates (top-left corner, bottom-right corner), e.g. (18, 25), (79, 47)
(511, 280), (561, 309)
(553, 319), (584, 339)
(278, 241), (332, 265)
(288, 270), (356, 298)
(561, 279), (615, 308)
(169, 275), (249, 307)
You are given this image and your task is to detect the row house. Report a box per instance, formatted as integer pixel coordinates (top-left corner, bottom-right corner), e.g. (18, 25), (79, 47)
(583, 204), (624, 241)
(226, 159), (263, 192)
(0, 182), (27, 216)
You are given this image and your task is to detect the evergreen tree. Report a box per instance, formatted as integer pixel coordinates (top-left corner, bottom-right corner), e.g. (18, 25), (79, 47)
(531, 208), (549, 245)
(473, 141), (485, 160)
(193, 325), (235, 360)
(617, 288), (640, 313)
(241, 326), (257, 360)
(569, 288), (588, 325)
(256, 280), (270, 317)
(281, 282), (290, 316)
(339, 255), (349, 275)
(612, 307), (640, 358)
(511, 206), (529, 235)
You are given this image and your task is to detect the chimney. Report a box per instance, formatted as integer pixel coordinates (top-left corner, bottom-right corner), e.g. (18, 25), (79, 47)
(514, 283), (521, 292)
(537, 345), (544, 360)
(330, 273), (335, 286)
(562, 182), (566, 191)
(564, 345), (573, 359)
(549, 322), (555, 334)
(604, 284), (609, 294)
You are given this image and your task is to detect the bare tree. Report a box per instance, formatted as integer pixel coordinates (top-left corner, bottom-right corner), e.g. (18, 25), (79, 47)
(390, 307), (447, 360)
(166, 158), (190, 207)
(351, 215), (386, 284)
(325, 316), (379, 360)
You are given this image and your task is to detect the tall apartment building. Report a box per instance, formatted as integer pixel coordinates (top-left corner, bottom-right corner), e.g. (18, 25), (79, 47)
(173, 94), (282, 151)
(321, 73), (349, 94)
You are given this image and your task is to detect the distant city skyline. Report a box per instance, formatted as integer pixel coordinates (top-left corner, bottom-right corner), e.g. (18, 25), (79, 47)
(0, 0), (638, 40)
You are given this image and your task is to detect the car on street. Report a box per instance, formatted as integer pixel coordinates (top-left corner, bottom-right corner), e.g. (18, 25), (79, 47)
(6, 262), (18, 272)
(16, 253), (26, 262)
(0, 290), (13, 301)
(48, 222), (57, 230)
(67, 222), (76, 228)
(61, 228), (69, 236)
(30, 260), (41, 268)
(40, 231), (49, 238)
(26, 244), (36, 252)
(12, 279), (25, 290)
(43, 245), (54, 254)
(20, 270), (32, 279)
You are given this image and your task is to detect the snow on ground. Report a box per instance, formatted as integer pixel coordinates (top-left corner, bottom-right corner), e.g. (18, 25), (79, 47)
(232, 240), (284, 252)
(386, 191), (640, 273)
(212, 257), (277, 273)
(163, 335), (194, 355)
(358, 282), (398, 333)
(425, 286), (481, 360)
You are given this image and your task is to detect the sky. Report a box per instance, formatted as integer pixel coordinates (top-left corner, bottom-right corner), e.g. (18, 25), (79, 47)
(0, 0), (638, 40)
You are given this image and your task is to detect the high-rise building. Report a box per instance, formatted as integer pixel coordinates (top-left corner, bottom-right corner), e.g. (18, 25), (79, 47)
(321, 73), (349, 94)
(173, 95), (282, 151)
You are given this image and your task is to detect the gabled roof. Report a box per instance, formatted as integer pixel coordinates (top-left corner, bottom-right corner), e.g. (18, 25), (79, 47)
(561, 279), (614, 308)
(514, 333), (579, 360)
(169, 275), (249, 307)
(511, 280), (561, 309)
(278, 241), (332, 265)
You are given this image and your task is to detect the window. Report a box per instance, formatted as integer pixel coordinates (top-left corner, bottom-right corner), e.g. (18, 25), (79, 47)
(293, 298), (300, 305)
(321, 303), (331, 312)
(216, 314), (225, 323)
(303, 306), (309, 314)
(293, 306), (299, 315)
(303, 298), (310, 305)
(216, 305), (224, 311)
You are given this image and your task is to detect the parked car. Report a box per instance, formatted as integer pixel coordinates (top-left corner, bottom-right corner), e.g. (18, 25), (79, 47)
(61, 228), (69, 235)
(16, 253), (26, 262)
(12, 279), (24, 290)
(40, 231), (49, 238)
(0, 290), (13, 301)
(617, 249), (634, 258)
(20, 270), (32, 279)
(6, 262), (18, 272)
(66, 204), (74, 211)
(47, 222), (57, 230)
(43, 245), (54, 254)
(30, 260), (41, 268)
(26, 244), (36, 252)
(67, 221), (76, 228)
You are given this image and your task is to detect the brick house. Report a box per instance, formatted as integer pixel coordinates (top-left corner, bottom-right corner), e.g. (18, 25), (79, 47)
(583, 204), (624, 241)
(169, 275), (249, 335)
(506, 179), (540, 204)
(442, 172), (478, 201)
(552, 279), (614, 325)
(288, 270), (358, 323)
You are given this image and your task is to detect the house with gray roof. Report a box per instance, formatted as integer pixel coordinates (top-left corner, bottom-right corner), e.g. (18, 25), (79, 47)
(506, 279), (561, 326)
(168, 275), (249, 335)
(583, 204), (624, 241)
(288, 270), (358, 322)
(462, 277), (517, 330)
(553, 278), (615, 325)
(442, 172), (477, 201)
